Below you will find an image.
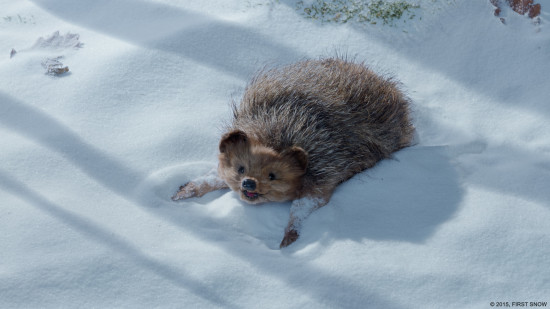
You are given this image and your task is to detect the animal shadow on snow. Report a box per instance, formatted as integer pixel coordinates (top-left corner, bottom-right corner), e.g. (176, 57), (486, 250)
(301, 146), (463, 245)
(0, 90), (461, 248)
(162, 146), (463, 248)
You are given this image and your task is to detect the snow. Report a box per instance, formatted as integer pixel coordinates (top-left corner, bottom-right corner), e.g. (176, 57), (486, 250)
(1, 0), (549, 308)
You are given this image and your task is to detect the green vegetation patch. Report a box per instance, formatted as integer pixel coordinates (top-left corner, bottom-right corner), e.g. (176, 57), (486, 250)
(296, 0), (420, 25)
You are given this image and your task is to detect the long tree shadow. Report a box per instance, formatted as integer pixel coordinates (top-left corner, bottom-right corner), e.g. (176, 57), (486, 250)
(0, 92), (405, 308)
(0, 92), (241, 308)
(280, 0), (550, 116)
(0, 170), (239, 309)
(0, 93), (142, 199)
(31, 0), (304, 79)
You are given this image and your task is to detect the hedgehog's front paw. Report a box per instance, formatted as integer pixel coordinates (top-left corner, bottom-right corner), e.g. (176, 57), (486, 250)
(280, 229), (299, 248)
(171, 182), (198, 201)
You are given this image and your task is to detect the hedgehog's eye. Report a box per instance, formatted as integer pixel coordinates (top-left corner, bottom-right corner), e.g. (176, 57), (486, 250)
(268, 172), (276, 181)
(238, 166), (245, 174)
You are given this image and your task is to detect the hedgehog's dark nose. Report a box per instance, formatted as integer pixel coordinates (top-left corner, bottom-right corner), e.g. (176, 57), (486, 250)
(242, 179), (256, 191)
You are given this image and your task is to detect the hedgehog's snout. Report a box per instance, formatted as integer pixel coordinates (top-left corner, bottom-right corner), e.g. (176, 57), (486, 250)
(242, 178), (256, 191)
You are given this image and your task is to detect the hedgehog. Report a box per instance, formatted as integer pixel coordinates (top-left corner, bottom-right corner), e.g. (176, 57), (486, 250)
(172, 57), (414, 248)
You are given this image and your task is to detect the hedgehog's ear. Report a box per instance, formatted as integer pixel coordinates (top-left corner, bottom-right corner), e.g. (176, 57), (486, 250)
(219, 130), (249, 153)
(281, 146), (308, 173)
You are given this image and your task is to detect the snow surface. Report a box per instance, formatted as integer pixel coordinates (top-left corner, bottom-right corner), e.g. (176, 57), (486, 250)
(1, 0), (549, 308)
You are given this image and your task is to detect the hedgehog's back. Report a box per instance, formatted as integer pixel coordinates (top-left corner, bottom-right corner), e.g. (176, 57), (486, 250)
(232, 58), (414, 185)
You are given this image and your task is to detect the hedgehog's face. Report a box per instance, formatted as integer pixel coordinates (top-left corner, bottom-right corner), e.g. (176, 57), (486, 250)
(218, 130), (307, 204)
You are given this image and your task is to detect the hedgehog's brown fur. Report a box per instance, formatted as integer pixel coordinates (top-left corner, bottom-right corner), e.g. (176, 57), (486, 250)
(174, 57), (414, 247)
(220, 57), (414, 199)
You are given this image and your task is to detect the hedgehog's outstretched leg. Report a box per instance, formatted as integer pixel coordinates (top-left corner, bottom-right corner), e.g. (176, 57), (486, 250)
(172, 168), (228, 201)
(280, 187), (334, 248)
